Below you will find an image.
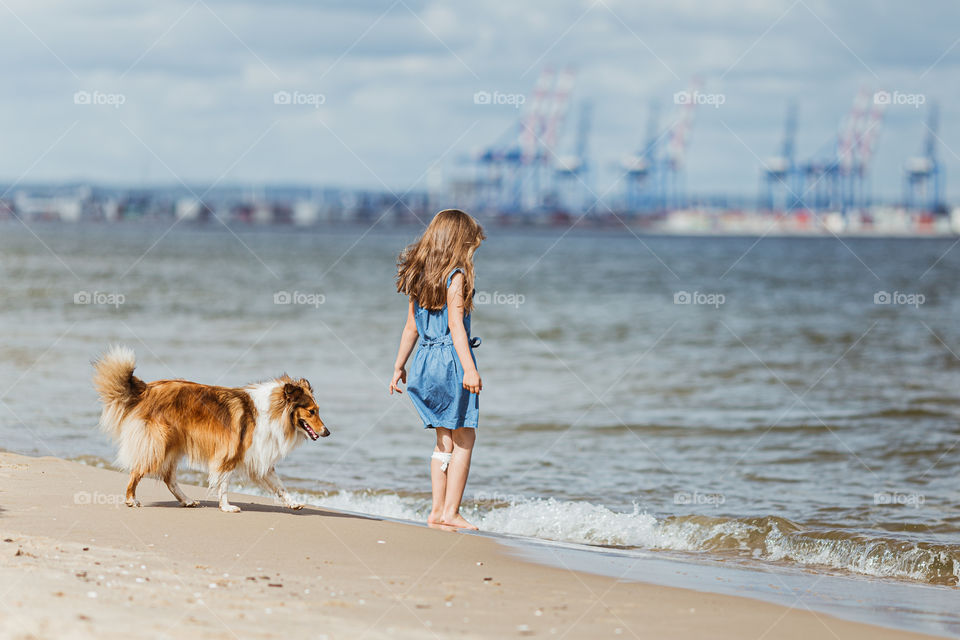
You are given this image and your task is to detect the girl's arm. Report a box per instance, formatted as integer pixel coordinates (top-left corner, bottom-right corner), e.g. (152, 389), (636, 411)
(389, 298), (419, 394)
(447, 272), (482, 394)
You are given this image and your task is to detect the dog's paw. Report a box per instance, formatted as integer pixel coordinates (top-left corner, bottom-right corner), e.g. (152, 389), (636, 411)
(182, 500), (201, 508)
(288, 503), (304, 511)
(125, 499), (141, 508)
(220, 504), (241, 513)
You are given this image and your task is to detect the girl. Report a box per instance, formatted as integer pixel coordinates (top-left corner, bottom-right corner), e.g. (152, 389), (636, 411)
(389, 209), (485, 530)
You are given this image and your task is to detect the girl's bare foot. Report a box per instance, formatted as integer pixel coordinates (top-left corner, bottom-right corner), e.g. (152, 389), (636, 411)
(440, 513), (478, 530)
(427, 511), (443, 525)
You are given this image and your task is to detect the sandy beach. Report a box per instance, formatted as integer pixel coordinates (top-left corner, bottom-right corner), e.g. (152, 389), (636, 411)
(0, 452), (942, 639)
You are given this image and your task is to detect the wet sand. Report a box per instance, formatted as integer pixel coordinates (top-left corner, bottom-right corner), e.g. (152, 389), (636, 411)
(0, 452), (944, 639)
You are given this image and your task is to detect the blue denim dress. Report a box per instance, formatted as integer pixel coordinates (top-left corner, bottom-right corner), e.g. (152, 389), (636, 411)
(407, 268), (480, 430)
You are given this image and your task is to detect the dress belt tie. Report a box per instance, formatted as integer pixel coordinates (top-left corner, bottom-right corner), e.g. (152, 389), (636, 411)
(419, 335), (481, 348)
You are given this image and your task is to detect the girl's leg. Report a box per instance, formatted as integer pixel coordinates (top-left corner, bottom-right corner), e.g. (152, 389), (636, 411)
(440, 427), (477, 530)
(428, 427), (453, 525)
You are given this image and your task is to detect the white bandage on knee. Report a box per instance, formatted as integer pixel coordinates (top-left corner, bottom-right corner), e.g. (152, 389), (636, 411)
(432, 451), (452, 472)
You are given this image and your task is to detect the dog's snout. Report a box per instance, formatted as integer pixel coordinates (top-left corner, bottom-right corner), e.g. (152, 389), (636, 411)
(320, 426), (331, 437)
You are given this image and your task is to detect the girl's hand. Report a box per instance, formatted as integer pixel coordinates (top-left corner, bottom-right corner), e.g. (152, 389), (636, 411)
(389, 367), (406, 394)
(462, 369), (482, 394)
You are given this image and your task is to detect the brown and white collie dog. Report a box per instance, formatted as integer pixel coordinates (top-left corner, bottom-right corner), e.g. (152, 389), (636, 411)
(92, 345), (329, 513)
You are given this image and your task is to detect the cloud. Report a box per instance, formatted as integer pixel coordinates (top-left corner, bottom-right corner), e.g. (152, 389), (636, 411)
(1, 0), (958, 202)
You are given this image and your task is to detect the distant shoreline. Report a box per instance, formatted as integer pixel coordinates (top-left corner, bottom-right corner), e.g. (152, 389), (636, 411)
(2, 215), (958, 239)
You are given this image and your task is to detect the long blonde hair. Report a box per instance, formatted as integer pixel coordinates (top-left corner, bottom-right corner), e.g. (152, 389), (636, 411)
(396, 209), (485, 313)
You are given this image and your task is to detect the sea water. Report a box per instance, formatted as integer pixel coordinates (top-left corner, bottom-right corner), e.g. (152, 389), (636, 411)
(1, 221), (958, 633)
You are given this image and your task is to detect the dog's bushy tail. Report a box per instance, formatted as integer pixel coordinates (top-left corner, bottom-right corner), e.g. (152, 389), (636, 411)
(92, 345), (143, 436)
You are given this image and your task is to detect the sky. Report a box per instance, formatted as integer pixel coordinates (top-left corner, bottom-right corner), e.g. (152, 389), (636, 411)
(3, 0), (959, 203)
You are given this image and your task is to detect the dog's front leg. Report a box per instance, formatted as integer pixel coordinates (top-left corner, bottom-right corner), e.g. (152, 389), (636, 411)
(213, 470), (240, 513)
(262, 467), (303, 510)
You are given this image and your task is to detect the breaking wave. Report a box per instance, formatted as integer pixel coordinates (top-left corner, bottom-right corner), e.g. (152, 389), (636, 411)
(286, 489), (960, 587)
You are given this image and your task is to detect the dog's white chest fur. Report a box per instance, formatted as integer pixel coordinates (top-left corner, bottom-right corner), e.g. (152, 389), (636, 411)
(245, 381), (301, 478)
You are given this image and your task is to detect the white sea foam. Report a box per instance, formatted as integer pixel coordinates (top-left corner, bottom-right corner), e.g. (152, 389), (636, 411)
(265, 488), (960, 586)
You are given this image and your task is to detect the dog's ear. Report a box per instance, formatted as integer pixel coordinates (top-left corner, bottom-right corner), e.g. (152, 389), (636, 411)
(297, 378), (312, 393)
(283, 383), (302, 402)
